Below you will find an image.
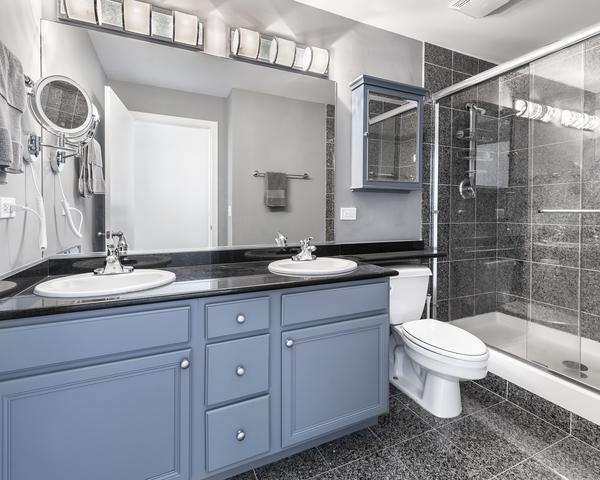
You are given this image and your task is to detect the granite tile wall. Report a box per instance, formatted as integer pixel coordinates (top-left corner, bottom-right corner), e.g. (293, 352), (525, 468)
(326, 104), (335, 241)
(422, 43), (497, 321)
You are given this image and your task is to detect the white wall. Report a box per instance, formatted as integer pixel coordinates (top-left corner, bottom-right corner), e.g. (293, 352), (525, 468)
(132, 118), (213, 251)
(0, 0), (43, 276)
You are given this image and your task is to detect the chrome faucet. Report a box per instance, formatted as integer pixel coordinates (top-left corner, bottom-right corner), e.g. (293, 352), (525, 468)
(292, 237), (316, 261)
(94, 230), (133, 275)
(275, 231), (288, 248)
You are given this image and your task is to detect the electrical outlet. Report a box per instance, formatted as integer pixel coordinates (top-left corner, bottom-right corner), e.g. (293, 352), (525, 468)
(340, 207), (357, 221)
(0, 198), (16, 219)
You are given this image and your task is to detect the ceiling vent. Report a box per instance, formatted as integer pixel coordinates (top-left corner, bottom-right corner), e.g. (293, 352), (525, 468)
(449, 0), (511, 18)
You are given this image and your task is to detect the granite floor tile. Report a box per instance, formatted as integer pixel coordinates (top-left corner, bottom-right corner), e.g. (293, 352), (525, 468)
(329, 447), (413, 480)
(536, 437), (600, 480)
(254, 448), (329, 480)
(370, 395), (431, 446)
(571, 414), (600, 450)
(404, 381), (503, 428)
(506, 383), (571, 431)
(438, 401), (567, 475)
(227, 471), (257, 480)
(474, 373), (508, 398)
(391, 430), (493, 480)
(318, 428), (382, 469)
(311, 471), (339, 480)
(493, 458), (564, 480)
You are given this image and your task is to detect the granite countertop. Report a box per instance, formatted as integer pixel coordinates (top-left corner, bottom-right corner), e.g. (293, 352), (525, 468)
(0, 260), (397, 321)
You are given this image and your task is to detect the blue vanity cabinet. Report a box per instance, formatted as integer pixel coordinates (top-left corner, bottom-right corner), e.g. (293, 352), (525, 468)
(0, 349), (191, 480)
(281, 314), (389, 447)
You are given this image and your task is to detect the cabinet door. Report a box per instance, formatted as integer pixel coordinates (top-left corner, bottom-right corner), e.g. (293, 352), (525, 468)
(0, 350), (190, 480)
(282, 315), (388, 447)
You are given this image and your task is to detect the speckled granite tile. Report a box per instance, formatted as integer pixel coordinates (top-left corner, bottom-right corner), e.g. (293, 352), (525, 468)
(404, 381), (503, 427)
(438, 402), (567, 475)
(506, 383), (571, 432)
(329, 448), (412, 480)
(474, 374), (507, 398)
(536, 437), (600, 480)
(572, 415), (600, 450)
(254, 448), (328, 480)
(318, 428), (382, 469)
(391, 430), (493, 480)
(494, 458), (564, 479)
(370, 396), (431, 446)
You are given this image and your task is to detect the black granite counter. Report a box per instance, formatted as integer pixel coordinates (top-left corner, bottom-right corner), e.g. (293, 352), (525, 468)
(0, 261), (397, 321)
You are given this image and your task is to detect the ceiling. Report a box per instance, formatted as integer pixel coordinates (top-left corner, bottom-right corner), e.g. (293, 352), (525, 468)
(292, 0), (600, 63)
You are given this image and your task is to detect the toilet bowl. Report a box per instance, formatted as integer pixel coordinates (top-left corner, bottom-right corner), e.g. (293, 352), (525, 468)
(388, 266), (489, 418)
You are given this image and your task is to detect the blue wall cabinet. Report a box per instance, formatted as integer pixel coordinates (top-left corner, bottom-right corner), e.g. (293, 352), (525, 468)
(0, 350), (191, 480)
(351, 75), (429, 191)
(281, 315), (388, 447)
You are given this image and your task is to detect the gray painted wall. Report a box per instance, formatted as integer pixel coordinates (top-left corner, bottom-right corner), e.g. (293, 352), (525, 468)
(228, 89), (326, 245)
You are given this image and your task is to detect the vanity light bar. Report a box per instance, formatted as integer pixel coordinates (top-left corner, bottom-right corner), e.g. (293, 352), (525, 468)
(514, 99), (600, 131)
(229, 27), (329, 77)
(58, 0), (204, 50)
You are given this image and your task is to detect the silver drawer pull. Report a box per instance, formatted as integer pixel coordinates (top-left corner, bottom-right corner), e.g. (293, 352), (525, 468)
(236, 429), (246, 441)
(236, 313), (246, 324)
(236, 365), (246, 376)
(180, 359), (190, 369)
(285, 339), (294, 348)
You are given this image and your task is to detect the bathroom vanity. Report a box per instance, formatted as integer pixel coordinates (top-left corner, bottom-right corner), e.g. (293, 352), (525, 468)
(0, 263), (394, 480)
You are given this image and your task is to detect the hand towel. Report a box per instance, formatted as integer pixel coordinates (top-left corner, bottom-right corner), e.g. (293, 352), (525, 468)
(0, 40), (26, 177)
(78, 144), (91, 198)
(88, 138), (105, 194)
(264, 171), (288, 208)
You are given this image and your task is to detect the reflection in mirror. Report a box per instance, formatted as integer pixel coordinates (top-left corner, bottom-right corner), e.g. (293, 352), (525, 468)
(40, 80), (88, 130)
(368, 92), (418, 183)
(41, 20), (336, 255)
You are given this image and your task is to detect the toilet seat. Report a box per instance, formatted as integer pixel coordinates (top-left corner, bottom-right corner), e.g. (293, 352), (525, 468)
(396, 319), (488, 362)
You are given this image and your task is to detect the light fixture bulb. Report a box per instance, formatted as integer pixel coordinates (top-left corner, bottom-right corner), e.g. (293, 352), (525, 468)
(123, 0), (150, 35)
(269, 37), (296, 67)
(174, 11), (199, 46)
(151, 6), (173, 41)
(230, 27), (260, 59)
(96, 0), (123, 29)
(302, 46), (329, 75)
(64, 0), (98, 23)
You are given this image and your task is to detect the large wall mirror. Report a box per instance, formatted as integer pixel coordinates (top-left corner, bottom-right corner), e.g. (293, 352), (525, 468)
(41, 19), (336, 255)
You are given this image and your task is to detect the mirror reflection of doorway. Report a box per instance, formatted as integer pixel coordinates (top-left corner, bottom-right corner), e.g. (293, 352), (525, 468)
(105, 86), (218, 251)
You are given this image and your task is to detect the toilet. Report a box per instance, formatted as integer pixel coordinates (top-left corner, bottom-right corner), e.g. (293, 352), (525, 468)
(389, 265), (489, 418)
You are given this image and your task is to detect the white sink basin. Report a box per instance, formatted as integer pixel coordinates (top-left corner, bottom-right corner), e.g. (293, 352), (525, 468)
(268, 257), (358, 277)
(34, 269), (176, 298)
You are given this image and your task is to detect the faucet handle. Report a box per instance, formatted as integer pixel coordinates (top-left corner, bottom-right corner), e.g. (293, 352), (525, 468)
(300, 237), (314, 248)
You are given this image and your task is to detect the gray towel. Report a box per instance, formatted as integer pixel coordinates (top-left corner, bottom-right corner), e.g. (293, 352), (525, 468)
(264, 171), (288, 208)
(78, 139), (105, 197)
(0, 40), (25, 177)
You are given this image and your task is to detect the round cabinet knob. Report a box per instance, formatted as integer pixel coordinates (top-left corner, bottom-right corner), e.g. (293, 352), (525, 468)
(236, 365), (246, 376)
(236, 313), (246, 324)
(180, 359), (190, 369)
(285, 339), (294, 348)
(236, 429), (246, 442)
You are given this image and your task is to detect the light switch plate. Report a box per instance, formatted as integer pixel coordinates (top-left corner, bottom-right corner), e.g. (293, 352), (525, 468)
(340, 207), (357, 221)
(0, 197), (16, 219)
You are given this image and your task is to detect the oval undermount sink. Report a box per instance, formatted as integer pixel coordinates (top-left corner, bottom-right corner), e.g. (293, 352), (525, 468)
(268, 257), (358, 277)
(34, 269), (176, 298)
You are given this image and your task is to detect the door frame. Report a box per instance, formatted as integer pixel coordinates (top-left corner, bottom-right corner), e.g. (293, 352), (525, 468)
(130, 111), (219, 247)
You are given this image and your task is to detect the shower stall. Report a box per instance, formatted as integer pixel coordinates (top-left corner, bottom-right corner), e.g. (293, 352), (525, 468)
(428, 24), (600, 393)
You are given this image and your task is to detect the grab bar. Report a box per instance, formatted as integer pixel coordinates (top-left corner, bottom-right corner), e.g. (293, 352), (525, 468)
(538, 209), (600, 214)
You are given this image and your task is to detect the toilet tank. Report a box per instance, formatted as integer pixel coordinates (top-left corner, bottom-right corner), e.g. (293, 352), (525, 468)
(389, 265), (432, 325)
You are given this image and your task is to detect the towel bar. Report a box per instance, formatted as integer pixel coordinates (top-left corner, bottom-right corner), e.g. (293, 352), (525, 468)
(252, 170), (310, 180)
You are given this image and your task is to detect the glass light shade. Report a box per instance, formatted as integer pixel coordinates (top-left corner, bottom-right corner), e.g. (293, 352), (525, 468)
(257, 37), (273, 62)
(269, 37), (296, 67)
(123, 0), (150, 36)
(303, 46), (329, 75)
(64, 0), (98, 23)
(292, 46), (306, 70)
(231, 27), (260, 59)
(151, 6), (173, 40)
(96, 0), (123, 29)
(174, 11), (199, 46)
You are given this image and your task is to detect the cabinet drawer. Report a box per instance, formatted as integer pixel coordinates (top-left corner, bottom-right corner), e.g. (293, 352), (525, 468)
(0, 305), (191, 374)
(206, 297), (270, 339)
(281, 282), (388, 326)
(206, 395), (270, 472)
(206, 335), (269, 405)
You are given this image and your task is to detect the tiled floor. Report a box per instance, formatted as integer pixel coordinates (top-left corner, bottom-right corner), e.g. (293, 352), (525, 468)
(229, 382), (600, 480)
